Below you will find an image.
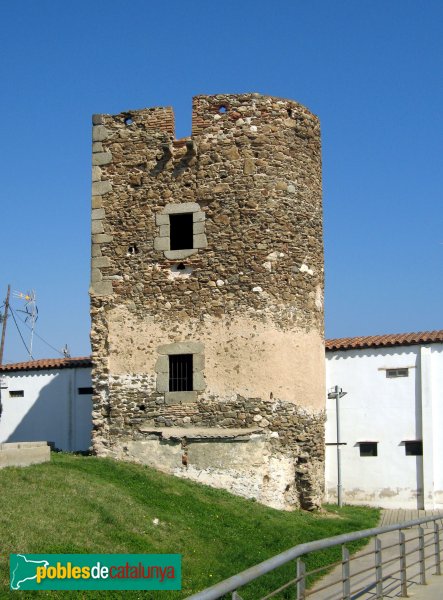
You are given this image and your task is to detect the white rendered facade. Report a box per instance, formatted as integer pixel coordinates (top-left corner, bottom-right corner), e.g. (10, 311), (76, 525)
(0, 359), (92, 452)
(326, 335), (443, 509)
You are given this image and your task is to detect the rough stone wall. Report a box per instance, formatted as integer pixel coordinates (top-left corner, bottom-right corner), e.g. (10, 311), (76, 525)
(90, 93), (325, 510)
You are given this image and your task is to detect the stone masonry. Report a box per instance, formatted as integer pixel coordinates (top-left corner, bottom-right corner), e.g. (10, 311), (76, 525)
(90, 93), (325, 510)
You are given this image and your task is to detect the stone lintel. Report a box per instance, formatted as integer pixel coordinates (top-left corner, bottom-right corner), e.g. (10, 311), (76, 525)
(163, 202), (200, 214)
(157, 341), (204, 355)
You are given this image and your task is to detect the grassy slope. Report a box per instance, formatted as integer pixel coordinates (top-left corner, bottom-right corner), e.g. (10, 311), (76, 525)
(0, 453), (379, 599)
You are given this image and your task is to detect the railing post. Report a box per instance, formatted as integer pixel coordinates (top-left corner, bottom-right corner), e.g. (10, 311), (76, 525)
(297, 558), (306, 600)
(375, 536), (383, 599)
(418, 526), (426, 585)
(399, 530), (408, 597)
(434, 522), (441, 576)
(342, 545), (351, 600)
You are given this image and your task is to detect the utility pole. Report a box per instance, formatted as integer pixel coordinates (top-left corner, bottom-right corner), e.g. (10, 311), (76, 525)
(0, 284), (11, 366)
(327, 385), (347, 507)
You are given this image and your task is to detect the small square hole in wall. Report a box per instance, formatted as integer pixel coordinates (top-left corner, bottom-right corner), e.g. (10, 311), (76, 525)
(405, 441), (423, 456)
(169, 214), (193, 250)
(169, 354), (193, 392)
(359, 442), (378, 457)
(9, 390), (24, 398)
(386, 368), (409, 378)
(78, 387), (93, 395)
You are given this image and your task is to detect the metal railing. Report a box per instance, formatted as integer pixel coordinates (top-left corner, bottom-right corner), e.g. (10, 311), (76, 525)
(186, 513), (443, 600)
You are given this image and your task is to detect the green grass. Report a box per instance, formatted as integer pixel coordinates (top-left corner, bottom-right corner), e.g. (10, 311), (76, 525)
(0, 453), (379, 599)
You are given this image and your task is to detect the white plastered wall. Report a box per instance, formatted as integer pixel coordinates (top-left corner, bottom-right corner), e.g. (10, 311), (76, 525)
(326, 343), (443, 509)
(0, 367), (92, 451)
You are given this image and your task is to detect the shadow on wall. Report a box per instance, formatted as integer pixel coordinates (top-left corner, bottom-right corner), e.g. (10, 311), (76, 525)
(1, 373), (92, 452)
(414, 358), (425, 510)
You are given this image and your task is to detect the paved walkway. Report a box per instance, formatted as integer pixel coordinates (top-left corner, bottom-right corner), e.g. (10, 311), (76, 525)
(309, 510), (443, 599)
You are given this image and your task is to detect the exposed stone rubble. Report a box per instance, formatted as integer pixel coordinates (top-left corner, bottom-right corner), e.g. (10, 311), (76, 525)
(90, 93), (325, 511)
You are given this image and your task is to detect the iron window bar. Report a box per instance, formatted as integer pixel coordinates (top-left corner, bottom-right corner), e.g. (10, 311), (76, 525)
(169, 354), (193, 392)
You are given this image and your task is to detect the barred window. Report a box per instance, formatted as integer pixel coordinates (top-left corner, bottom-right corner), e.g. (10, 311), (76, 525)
(169, 354), (193, 392)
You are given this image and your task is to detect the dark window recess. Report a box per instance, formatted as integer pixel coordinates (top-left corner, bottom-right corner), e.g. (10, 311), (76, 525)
(169, 213), (193, 250)
(405, 441), (423, 456)
(78, 387), (93, 395)
(9, 390), (24, 398)
(359, 442), (378, 457)
(169, 354), (193, 392)
(386, 368), (409, 378)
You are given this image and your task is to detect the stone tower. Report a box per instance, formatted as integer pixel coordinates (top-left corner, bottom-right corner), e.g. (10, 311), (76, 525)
(90, 93), (325, 510)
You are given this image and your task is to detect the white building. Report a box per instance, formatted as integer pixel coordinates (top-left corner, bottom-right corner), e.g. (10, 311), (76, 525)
(0, 357), (93, 452)
(2, 330), (443, 510)
(325, 330), (443, 510)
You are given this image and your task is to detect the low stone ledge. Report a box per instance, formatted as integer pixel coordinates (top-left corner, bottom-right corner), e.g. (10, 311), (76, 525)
(138, 426), (262, 441)
(0, 441), (50, 468)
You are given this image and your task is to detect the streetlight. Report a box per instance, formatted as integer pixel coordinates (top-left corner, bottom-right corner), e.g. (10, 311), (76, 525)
(327, 385), (347, 507)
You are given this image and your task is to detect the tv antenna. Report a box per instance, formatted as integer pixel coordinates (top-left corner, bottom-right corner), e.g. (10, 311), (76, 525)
(13, 290), (38, 360)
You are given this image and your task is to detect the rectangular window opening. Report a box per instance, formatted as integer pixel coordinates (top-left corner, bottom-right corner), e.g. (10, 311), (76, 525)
(405, 441), (423, 456)
(78, 387), (93, 395)
(169, 354), (193, 392)
(359, 442), (378, 457)
(169, 213), (194, 251)
(9, 390), (24, 398)
(386, 368), (409, 378)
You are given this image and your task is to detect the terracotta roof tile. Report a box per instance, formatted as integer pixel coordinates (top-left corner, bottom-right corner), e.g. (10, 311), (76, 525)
(0, 357), (92, 372)
(325, 330), (443, 351)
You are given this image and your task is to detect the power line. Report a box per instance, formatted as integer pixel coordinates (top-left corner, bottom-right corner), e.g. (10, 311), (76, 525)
(12, 309), (65, 357)
(9, 307), (33, 359)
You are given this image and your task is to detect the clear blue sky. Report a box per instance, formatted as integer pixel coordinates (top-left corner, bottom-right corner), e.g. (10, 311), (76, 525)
(1, 0), (442, 363)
